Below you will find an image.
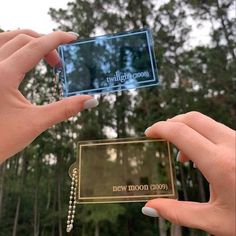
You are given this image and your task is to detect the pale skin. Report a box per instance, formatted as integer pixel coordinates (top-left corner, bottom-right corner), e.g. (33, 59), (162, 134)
(0, 30), (235, 235)
(0, 29), (94, 163)
(144, 112), (236, 236)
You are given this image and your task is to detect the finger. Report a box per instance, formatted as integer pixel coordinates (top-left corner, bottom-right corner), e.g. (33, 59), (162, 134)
(142, 199), (212, 232)
(0, 29), (40, 47)
(168, 111), (235, 144)
(145, 121), (216, 181)
(0, 34), (33, 61)
(44, 49), (61, 67)
(0, 31), (60, 67)
(32, 96), (98, 134)
(2, 31), (77, 76)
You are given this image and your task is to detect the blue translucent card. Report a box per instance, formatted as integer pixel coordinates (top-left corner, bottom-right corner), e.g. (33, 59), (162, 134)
(56, 28), (158, 96)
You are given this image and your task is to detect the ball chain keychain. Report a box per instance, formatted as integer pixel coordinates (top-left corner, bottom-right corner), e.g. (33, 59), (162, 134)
(52, 67), (78, 233)
(66, 168), (78, 233)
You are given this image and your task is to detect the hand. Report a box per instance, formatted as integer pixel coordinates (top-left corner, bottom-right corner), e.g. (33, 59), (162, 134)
(0, 29), (98, 163)
(142, 112), (235, 236)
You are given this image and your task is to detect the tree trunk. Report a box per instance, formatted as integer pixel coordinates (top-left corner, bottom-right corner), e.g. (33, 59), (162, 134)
(179, 165), (188, 200)
(115, 91), (127, 138)
(51, 188), (56, 236)
(94, 222), (100, 236)
(12, 197), (21, 236)
(34, 190), (39, 236)
(34, 155), (40, 236)
(0, 162), (6, 220)
(57, 155), (63, 236)
(197, 171), (206, 202)
(158, 217), (167, 236)
(46, 180), (51, 210)
(82, 225), (86, 236)
(171, 224), (182, 236)
(12, 153), (28, 236)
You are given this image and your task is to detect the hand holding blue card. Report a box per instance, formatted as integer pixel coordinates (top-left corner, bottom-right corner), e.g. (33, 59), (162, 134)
(55, 28), (158, 96)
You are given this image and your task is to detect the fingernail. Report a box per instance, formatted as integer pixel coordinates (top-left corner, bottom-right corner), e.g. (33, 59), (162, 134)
(83, 98), (99, 110)
(193, 163), (197, 168)
(144, 127), (151, 135)
(142, 207), (159, 217)
(68, 31), (79, 38)
(176, 151), (181, 162)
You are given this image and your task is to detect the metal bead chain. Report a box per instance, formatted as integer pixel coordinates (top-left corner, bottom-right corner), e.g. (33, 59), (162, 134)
(66, 169), (78, 233)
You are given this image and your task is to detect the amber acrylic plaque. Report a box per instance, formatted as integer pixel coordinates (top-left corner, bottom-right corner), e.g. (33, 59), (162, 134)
(69, 138), (177, 204)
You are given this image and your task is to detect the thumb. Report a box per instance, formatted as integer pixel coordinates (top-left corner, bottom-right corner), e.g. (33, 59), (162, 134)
(142, 199), (210, 231)
(35, 95), (99, 131)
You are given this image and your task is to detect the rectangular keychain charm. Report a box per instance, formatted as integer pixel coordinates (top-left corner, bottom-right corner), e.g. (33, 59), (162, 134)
(69, 138), (177, 204)
(56, 28), (158, 96)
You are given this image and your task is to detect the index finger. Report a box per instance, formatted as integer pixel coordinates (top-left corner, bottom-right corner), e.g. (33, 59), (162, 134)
(168, 111), (235, 145)
(145, 121), (217, 182)
(2, 31), (77, 76)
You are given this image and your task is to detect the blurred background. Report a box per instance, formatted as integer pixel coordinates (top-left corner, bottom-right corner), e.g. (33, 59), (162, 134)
(0, 0), (235, 235)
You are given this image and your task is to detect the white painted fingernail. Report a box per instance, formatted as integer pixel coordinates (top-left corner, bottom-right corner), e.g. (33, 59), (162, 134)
(144, 127), (151, 135)
(193, 163), (197, 168)
(176, 151), (180, 162)
(142, 207), (159, 217)
(83, 99), (99, 110)
(68, 31), (79, 38)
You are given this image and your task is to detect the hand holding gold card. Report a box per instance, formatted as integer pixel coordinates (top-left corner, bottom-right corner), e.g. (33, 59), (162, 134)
(66, 138), (176, 232)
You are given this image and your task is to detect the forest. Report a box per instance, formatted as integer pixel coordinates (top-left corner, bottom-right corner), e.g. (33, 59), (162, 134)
(0, 0), (235, 235)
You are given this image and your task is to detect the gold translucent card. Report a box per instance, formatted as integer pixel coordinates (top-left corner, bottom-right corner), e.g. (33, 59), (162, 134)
(69, 138), (177, 204)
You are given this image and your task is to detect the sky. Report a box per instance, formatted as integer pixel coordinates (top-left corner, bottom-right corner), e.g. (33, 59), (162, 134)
(0, 0), (69, 33)
(0, 0), (216, 46)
